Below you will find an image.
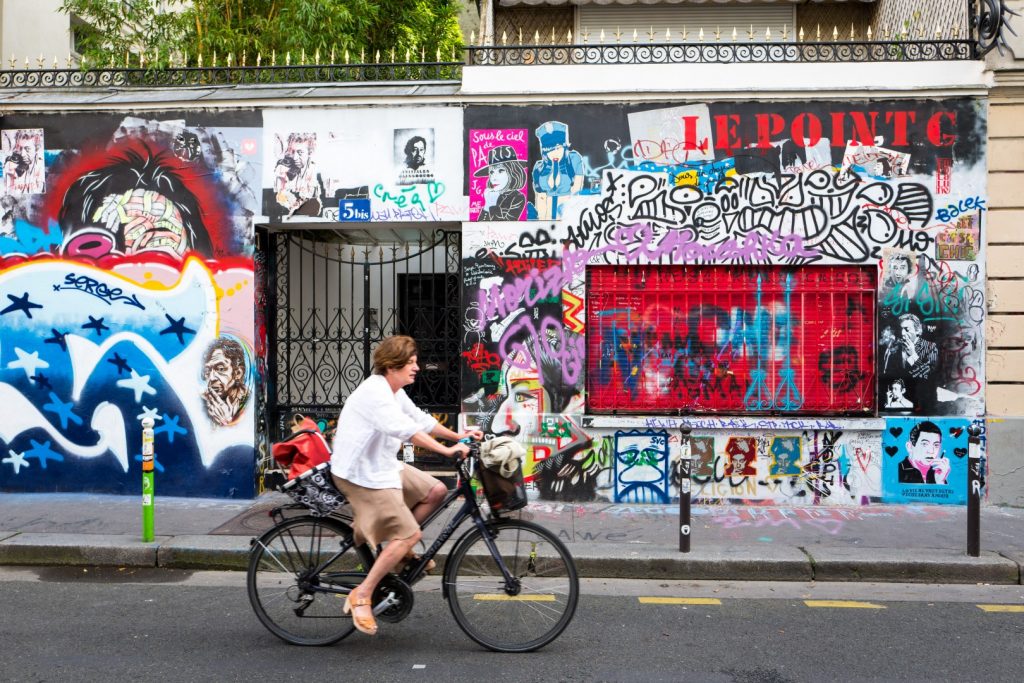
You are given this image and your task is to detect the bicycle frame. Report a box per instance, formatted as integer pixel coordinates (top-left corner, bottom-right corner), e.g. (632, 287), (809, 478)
(398, 457), (518, 590)
(260, 454), (518, 599)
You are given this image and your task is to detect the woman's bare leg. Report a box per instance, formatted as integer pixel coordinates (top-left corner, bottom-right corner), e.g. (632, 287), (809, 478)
(349, 530), (421, 625)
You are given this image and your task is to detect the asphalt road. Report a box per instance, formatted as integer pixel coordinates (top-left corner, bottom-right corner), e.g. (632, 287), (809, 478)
(1, 567), (1022, 683)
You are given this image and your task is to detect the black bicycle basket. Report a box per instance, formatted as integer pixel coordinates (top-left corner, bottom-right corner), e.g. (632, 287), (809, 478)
(279, 462), (346, 516)
(477, 462), (528, 512)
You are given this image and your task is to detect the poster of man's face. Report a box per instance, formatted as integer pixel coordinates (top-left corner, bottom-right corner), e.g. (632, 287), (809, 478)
(769, 437), (802, 477)
(2, 128), (45, 195)
(882, 418), (969, 504)
(724, 437), (757, 476)
(691, 436), (715, 477)
(394, 128), (435, 185)
(201, 337), (251, 426)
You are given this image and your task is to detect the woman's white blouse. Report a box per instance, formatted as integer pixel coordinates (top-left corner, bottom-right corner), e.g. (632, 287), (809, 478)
(330, 374), (438, 489)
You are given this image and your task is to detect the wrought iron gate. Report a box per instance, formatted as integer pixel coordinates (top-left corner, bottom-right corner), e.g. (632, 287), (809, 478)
(266, 228), (462, 445)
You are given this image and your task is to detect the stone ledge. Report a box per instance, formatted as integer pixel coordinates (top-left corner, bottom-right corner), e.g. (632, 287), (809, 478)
(566, 543), (813, 581)
(0, 533), (166, 567)
(156, 535), (253, 570)
(805, 546), (1021, 584)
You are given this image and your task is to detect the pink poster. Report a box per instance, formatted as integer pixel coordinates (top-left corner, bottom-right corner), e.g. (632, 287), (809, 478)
(468, 129), (528, 221)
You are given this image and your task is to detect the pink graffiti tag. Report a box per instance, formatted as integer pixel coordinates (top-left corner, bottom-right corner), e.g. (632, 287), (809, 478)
(498, 314), (585, 385)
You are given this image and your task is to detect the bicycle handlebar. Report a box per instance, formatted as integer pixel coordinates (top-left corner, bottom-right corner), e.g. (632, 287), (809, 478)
(456, 439), (481, 481)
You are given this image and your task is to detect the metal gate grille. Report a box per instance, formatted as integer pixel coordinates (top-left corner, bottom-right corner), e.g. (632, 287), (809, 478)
(268, 228), (462, 444)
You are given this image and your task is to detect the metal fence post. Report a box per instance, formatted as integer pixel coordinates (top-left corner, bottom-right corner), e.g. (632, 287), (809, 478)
(679, 429), (692, 553)
(142, 417), (155, 542)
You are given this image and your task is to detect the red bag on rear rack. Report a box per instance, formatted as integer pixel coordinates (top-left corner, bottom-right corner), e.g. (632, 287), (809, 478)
(271, 417), (332, 480)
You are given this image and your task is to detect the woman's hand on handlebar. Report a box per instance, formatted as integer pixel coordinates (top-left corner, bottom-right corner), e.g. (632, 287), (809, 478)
(448, 442), (471, 460)
(457, 428), (484, 442)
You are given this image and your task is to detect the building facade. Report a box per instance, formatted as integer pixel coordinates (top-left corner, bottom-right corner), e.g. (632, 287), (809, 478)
(0, 0), (1020, 508)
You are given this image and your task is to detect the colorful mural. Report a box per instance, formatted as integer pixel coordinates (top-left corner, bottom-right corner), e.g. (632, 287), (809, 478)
(0, 97), (991, 506)
(0, 112), (260, 497)
(462, 98), (987, 505)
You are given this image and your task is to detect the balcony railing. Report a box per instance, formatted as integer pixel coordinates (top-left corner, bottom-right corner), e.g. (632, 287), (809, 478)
(0, 60), (462, 89)
(466, 39), (976, 66)
(0, 2), (1015, 89)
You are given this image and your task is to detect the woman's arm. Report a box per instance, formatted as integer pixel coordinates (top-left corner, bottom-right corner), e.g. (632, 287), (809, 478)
(429, 422), (483, 443)
(410, 430), (469, 459)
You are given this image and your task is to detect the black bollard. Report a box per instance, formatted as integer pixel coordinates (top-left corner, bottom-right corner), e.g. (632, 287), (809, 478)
(966, 422), (984, 557)
(679, 430), (692, 553)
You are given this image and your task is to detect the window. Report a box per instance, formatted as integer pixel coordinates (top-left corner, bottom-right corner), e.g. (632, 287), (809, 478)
(576, 4), (797, 43)
(587, 265), (876, 415)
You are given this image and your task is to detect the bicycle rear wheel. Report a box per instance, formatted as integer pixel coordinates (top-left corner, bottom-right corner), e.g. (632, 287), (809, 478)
(444, 519), (579, 652)
(247, 515), (374, 646)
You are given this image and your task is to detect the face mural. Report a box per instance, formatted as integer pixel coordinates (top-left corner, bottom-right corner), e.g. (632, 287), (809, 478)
(0, 113), (261, 497)
(462, 98), (986, 506)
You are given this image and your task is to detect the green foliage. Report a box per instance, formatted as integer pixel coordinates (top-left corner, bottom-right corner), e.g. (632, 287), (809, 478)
(61, 0), (464, 68)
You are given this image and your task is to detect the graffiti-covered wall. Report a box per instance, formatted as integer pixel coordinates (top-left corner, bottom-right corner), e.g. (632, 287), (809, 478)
(261, 107), (467, 223)
(461, 98), (988, 506)
(0, 112), (260, 497)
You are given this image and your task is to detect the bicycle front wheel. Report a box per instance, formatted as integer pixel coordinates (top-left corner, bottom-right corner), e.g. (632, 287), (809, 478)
(445, 519), (579, 652)
(247, 515), (374, 646)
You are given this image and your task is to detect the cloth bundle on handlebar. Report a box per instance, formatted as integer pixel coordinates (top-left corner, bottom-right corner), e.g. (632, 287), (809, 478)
(477, 436), (528, 512)
(479, 436), (525, 477)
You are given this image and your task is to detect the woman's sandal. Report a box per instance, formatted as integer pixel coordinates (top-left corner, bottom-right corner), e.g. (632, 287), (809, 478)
(343, 593), (378, 636)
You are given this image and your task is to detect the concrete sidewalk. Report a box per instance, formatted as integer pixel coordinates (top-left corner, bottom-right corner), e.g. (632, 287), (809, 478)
(1, 492), (1022, 584)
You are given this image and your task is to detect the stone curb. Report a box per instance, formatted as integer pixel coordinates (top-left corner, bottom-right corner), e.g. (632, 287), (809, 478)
(569, 543), (813, 581)
(998, 550), (1024, 584)
(0, 533), (1021, 584)
(0, 533), (168, 567)
(803, 546), (1021, 584)
(157, 535), (252, 570)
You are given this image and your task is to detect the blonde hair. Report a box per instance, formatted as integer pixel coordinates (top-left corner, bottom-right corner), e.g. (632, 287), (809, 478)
(372, 335), (417, 375)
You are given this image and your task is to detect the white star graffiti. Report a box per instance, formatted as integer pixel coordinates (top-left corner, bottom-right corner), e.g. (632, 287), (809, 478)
(2, 448), (29, 474)
(7, 347), (49, 381)
(137, 406), (162, 422)
(116, 370), (157, 403)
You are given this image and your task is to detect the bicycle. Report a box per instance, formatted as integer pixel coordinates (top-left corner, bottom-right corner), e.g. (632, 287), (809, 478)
(246, 442), (579, 652)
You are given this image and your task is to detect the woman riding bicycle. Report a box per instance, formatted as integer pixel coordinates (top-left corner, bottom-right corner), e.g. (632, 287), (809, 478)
(330, 335), (482, 636)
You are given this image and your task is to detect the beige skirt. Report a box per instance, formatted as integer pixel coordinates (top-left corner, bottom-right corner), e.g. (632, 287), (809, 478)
(400, 463), (443, 508)
(332, 465), (441, 548)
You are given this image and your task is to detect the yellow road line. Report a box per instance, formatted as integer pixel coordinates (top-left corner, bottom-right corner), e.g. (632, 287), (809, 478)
(977, 604), (1024, 613)
(804, 600), (885, 609)
(473, 594), (555, 602)
(639, 597), (722, 606)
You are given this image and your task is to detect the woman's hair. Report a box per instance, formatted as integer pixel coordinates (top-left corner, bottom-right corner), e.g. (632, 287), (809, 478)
(372, 335), (418, 375)
(497, 160), (528, 191)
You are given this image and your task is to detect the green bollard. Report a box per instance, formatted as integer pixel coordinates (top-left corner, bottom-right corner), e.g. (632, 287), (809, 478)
(142, 417), (155, 542)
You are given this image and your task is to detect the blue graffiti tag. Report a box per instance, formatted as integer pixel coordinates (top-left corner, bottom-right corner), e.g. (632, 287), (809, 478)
(55, 273), (145, 310)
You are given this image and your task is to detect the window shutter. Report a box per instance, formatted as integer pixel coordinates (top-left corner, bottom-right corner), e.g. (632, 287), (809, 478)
(577, 5), (796, 42)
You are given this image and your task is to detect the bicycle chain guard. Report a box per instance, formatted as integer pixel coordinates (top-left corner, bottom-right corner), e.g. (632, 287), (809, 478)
(373, 574), (414, 623)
